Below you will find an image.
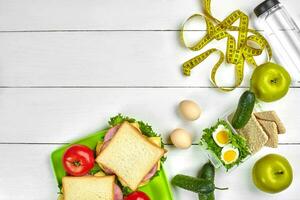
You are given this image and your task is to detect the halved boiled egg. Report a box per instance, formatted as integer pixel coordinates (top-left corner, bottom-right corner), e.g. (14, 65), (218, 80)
(212, 125), (230, 147)
(221, 144), (239, 165)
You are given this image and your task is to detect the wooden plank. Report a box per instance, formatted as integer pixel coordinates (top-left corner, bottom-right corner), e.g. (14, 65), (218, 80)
(0, 88), (298, 143)
(0, 0), (298, 31)
(0, 31), (189, 87)
(0, 144), (59, 200)
(0, 31), (290, 87)
(0, 144), (299, 199)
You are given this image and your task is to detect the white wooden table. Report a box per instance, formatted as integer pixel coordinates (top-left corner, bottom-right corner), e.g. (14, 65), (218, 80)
(0, 0), (299, 199)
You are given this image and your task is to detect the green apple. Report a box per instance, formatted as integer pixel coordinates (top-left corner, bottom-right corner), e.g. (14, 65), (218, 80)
(251, 62), (291, 102)
(252, 154), (293, 193)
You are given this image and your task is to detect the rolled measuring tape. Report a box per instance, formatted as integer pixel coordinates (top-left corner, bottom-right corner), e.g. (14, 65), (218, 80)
(181, 0), (272, 91)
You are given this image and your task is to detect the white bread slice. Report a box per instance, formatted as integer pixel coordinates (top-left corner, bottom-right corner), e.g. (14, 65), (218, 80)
(96, 121), (165, 191)
(254, 111), (286, 134)
(257, 119), (278, 148)
(62, 176), (114, 200)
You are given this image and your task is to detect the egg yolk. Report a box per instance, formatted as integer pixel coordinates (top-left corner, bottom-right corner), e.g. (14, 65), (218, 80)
(223, 150), (237, 162)
(216, 131), (229, 144)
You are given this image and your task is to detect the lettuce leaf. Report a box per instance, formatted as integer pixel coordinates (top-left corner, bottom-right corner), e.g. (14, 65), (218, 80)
(88, 163), (102, 175)
(108, 114), (135, 127)
(138, 121), (157, 137)
(121, 186), (133, 196)
(108, 114), (159, 137)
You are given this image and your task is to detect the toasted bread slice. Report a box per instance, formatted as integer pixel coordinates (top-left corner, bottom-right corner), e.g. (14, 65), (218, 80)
(258, 119), (278, 148)
(254, 111), (286, 134)
(230, 113), (268, 154)
(62, 176), (114, 200)
(96, 121), (165, 191)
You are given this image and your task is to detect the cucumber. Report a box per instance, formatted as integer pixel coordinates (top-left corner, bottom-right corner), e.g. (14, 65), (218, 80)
(198, 162), (215, 181)
(198, 163), (215, 200)
(198, 192), (214, 200)
(172, 174), (215, 194)
(231, 90), (256, 129)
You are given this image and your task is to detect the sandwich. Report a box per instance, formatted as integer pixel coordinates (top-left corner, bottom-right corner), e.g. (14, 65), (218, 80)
(62, 176), (115, 200)
(96, 114), (166, 192)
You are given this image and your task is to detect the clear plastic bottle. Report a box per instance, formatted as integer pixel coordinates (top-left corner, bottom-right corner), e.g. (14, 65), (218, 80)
(254, 0), (300, 85)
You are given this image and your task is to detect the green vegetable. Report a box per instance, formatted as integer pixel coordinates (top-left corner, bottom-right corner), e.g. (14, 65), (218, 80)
(108, 114), (135, 127)
(198, 190), (214, 200)
(137, 121), (157, 137)
(198, 163), (215, 200)
(199, 162), (215, 181)
(172, 174), (215, 194)
(200, 120), (251, 170)
(108, 114), (158, 137)
(231, 90), (256, 129)
(88, 164), (102, 175)
(121, 186), (133, 196)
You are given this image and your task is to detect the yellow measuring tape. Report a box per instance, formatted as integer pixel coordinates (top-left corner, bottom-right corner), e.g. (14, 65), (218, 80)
(181, 0), (272, 91)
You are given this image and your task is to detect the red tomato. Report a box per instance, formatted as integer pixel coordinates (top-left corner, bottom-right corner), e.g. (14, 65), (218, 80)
(62, 144), (95, 176)
(124, 191), (150, 200)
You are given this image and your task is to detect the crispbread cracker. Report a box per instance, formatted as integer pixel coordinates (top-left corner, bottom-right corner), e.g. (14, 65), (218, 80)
(229, 113), (268, 154)
(254, 111), (286, 134)
(257, 119), (278, 148)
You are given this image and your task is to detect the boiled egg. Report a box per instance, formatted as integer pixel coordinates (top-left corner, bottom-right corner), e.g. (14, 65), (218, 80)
(221, 144), (239, 165)
(212, 125), (230, 147)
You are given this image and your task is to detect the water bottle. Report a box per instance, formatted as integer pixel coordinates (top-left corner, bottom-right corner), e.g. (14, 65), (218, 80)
(254, 0), (300, 85)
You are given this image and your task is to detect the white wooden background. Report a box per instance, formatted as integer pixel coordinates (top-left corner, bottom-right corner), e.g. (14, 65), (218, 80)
(0, 0), (299, 199)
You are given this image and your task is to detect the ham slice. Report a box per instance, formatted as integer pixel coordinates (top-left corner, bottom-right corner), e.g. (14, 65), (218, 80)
(143, 164), (158, 181)
(100, 126), (120, 174)
(114, 184), (123, 200)
(102, 166), (114, 175)
(104, 125), (120, 142)
(100, 141), (110, 151)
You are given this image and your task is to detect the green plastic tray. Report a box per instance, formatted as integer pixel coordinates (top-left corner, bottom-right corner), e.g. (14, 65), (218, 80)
(50, 129), (173, 200)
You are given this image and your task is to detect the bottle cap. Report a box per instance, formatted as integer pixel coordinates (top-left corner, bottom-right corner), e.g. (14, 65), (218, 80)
(254, 0), (280, 17)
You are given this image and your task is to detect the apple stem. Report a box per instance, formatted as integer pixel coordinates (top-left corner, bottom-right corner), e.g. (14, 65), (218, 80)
(215, 186), (229, 190)
(275, 171), (284, 175)
(271, 78), (278, 84)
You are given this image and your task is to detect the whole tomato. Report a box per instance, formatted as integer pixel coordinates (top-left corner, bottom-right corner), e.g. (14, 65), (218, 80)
(62, 144), (95, 176)
(124, 191), (150, 200)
